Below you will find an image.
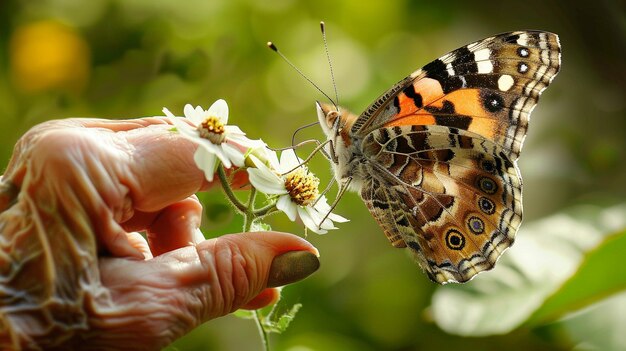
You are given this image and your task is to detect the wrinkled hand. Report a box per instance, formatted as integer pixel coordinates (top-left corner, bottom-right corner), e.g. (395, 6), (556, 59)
(0, 118), (319, 350)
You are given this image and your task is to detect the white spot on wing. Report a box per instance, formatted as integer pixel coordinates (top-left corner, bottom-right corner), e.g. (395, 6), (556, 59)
(519, 63), (529, 73)
(440, 53), (454, 63)
(474, 48), (493, 73)
(516, 33), (529, 46)
(410, 69), (423, 79)
(539, 32), (548, 49)
(477, 60), (493, 74)
(497, 75), (515, 91)
(459, 76), (467, 88)
(474, 48), (491, 61)
(446, 62), (455, 76)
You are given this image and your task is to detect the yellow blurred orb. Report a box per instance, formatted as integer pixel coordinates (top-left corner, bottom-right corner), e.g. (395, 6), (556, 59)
(9, 21), (90, 93)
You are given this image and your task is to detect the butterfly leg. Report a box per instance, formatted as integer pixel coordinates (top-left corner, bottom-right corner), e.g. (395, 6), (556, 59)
(276, 139), (333, 176)
(316, 176), (352, 230)
(314, 176), (337, 205)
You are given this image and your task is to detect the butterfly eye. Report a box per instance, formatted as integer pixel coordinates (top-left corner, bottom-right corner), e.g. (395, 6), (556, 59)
(326, 110), (340, 129)
(445, 229), (466, 250)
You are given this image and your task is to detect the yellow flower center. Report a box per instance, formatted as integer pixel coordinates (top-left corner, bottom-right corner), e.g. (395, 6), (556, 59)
(284, 167), (320, 206)
(197, 116), (226, 144)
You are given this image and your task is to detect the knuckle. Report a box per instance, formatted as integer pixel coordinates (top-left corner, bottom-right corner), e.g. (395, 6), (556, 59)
(29, 130), (84, 170)
(209, 238), (256, 314)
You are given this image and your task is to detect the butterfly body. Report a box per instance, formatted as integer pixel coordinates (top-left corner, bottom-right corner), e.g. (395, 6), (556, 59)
(316, 31), (561, 284)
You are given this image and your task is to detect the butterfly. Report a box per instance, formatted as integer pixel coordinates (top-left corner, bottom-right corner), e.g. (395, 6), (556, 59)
(316, 31), (561, 284)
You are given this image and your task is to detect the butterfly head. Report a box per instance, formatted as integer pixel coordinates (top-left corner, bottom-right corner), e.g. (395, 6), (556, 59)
(315, 101), (358, 138)
(316, 101), (340, 137)
(315, 101), (364, 187)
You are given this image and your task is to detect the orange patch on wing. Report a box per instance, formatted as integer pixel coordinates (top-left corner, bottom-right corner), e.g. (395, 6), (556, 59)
(398, 78), (445, 116)
(387, 82), (499, 138)
(386, 112), (436, 127)
(415, 78), (446, 106)
(386, 78), (445, 127)
(468, 116), (498, 139)
(444, 89), (499, 138)
(444, 89), (484, 116)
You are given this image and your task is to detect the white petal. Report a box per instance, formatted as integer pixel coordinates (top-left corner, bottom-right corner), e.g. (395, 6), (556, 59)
(194, 148), (217, 182)
(314, 196), (349, 223)
(184, 104), (198, 122)
(208, 99), (229, 123)
(327, 212), (349, 223)
(189, 105), (205, 123)
(196, 140), (231, 168)
(249, 146), (279, 170)
(222, 142), (245, 167)
(162, 107), (177, 118)
(277, 195), (297, 221)
(194, 105), (205, 116)
(298, 206), (326, 234)
(249, 154), (275, 173)
(245, 141), (272, 163)
(224, 125), (245, 136)
(247, 167), (287, 195)
(197, 138), (222, 155)
(263, 147), (280, 169)
(227, 134), (260, 150)
(279, 149), (302, 172)
(171, 117), (199, 138)
(213, 147), (232, 168)
(306, 205), (336, 230)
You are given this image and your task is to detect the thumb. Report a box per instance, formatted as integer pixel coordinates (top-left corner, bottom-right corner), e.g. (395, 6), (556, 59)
(97, 231), (319, 347)
(188, 232), (320, 318)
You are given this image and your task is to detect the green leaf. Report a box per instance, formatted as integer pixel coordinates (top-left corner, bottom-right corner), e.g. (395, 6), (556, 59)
(250, 220), (272, 232)
(526, 228), (626, 325)
(430, 204), (626, 336)
(263, 303), (302, 334)
(556, 291), (626, 351)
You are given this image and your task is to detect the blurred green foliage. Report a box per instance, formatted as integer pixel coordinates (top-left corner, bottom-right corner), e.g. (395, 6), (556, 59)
(1, 0), (625, 350)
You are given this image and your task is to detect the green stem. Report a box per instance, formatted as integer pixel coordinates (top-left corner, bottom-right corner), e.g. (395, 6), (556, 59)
(253, 202), (278, 218)
(254, 309), (270, 351)
(218, 165), (247, 213)
(242, 187), (257, 232)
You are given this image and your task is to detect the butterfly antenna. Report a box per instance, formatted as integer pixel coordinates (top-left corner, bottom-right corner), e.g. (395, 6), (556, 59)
(267, 42), (337, 106)
(320, 21), (339, 110)
(291, 121), (320, 147)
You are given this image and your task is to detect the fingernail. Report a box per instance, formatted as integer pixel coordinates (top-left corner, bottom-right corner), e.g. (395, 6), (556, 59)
(267, 251), (320, 288)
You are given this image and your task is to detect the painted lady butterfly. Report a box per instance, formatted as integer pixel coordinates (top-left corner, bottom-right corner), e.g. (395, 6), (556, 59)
(316, 31), (561, 284)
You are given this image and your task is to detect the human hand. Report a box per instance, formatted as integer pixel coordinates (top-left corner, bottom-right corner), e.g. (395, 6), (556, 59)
(0, 117), (319, 350)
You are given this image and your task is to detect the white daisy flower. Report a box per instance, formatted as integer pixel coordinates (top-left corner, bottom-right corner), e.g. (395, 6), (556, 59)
(164, 99), (263, 181)
(247, 149), (348, 234)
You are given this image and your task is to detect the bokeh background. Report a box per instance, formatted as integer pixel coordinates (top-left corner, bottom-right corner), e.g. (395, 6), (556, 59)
(1, 0), (624, 350)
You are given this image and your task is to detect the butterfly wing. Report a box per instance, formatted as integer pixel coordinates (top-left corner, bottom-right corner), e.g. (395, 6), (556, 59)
(360, 125), (521, 283)
(354, 31), (560, 283)
(352, 31), (561, 160)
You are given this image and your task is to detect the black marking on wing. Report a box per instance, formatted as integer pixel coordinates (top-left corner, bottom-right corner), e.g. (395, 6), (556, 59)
(424, 100), (472, 130)
(451, 46), (478, 75)
(403, 85), (424, 108)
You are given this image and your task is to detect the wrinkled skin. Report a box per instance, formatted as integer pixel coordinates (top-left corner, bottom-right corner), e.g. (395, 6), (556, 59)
(0, 118), (317, 350)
